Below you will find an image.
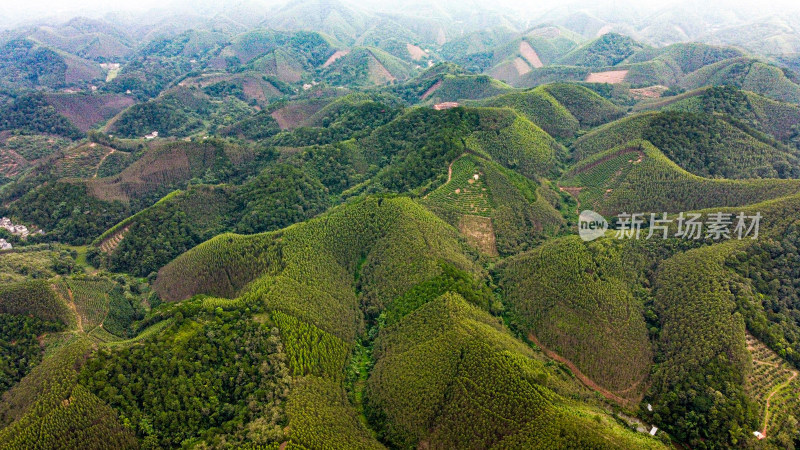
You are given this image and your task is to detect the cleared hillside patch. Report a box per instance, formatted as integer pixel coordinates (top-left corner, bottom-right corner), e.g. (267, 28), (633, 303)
(519, 41), (544, 68)
(585, 69), (628, 83)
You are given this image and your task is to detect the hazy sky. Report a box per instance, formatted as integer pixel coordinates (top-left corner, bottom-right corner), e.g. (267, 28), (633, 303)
(3, 0), (800, 26)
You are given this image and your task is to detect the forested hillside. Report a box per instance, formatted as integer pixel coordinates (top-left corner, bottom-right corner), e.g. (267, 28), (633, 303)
(4, 3), (800, 449)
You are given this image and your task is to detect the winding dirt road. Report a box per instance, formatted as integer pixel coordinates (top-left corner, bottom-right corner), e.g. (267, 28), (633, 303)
(528, 332), (631, 406)
(761, 367), (798, 438)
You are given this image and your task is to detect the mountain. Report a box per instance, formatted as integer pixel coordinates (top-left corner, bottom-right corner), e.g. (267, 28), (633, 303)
(0, 38), (104, 89)
(5, 4), (800, 449)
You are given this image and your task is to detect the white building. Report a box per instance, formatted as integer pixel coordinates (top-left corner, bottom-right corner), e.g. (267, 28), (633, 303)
(1, 217), (33, 237)
(0, 239), (11, 250)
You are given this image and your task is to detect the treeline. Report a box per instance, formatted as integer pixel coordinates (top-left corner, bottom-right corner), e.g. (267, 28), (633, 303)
(642, 111), (800, 179)
(0, 280), (72, 325)
(727, 221), (800, 367)
(645, 244), (756, 447)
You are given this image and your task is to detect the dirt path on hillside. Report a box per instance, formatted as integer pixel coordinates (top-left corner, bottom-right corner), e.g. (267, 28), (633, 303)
(322, 50), (349, 68)
(424, 153), (466, 200)
(94, 148), (116, 178)
(761, 366), (798, 438)
(420, 80), (442, 100)
(55, 283), (83, 333)
(528, 332), (630, 406)
(558, 186), (582, 215)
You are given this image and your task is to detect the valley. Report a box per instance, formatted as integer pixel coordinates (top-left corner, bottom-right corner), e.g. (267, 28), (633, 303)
(2, 0), (800, 448)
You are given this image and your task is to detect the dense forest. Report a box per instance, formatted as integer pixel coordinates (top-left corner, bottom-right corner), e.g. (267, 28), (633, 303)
(4, 6), (800, 449)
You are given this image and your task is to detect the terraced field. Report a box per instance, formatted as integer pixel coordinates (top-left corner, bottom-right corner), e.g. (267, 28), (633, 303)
(97, 225), (130, 254)
(425, 155), (492, 216)
(746, 333), (800, 442)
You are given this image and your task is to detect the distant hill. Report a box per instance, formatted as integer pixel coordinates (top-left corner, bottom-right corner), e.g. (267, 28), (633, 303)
(636, 85), (800, 145)
(679, 57), (800, 104)
(474, 83), (624, 137)
(0, 39), (103, 89)
(558, 32), (645, 68)
(320, 46), (414, 86)
(21, 17), (135, 61)
(262, 0), (375, 45)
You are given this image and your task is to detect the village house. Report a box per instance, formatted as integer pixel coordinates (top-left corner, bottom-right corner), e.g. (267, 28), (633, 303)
(1, 217), (31, 238)
(0, 238), (11, 250)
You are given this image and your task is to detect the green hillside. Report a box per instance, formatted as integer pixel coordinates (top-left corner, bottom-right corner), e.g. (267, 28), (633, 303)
(93, 164), (329, 277)
(0, 39), (103, 90)
(561, 140), (800, 215)
(679, 57), (800, 104)
(110, 86), (255, 138)
(319, 47), (414, 87)
(645, 243), (755, 447)
(620, 42), (745, 86)
(638, 85), (800, 145)
(499, 236), (653, 406)
(366, 292), (665, 449)
(474, 83), (623, 138)
(570, 110), (800, 179)
(558, 33), (645, 68)
(7, 10), (800, 449)
(422, 154), (565, 255)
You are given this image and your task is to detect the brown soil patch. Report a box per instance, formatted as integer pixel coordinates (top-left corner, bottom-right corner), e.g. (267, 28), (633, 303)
(559, 186), (583, 197)
(595, 25), (614, 37)
(459, 215), (498, 257)
(513, 57), (532, 76)
(366, 51), (395, 84)
(322, 50), (349, 68)
(519, 41), (543, 68)
(585, 70), (629, 84)
(46, 93), (135, 132)
(630, 85), (668, 100)
(406, 43), (426, 61)
(421, 80), (442, 100)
